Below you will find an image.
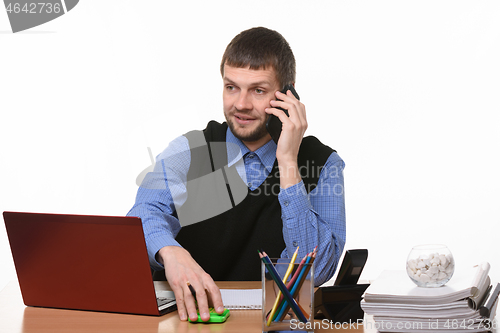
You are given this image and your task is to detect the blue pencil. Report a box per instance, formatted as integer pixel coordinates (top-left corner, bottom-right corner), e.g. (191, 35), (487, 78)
(274, 254), (312, 321)
(259, 250), (308, 323)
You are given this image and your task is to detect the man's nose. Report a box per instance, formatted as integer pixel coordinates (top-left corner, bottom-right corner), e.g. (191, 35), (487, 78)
(235, 91), (252, 111)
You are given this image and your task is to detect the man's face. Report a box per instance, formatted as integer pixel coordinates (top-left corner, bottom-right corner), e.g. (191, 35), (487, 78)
(222, 64), (280, 149)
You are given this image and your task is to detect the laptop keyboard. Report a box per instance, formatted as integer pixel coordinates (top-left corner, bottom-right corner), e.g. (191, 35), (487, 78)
(157, 297), (176, 309)
(157, 296), (175, 306)
(156, 290), (176, 311)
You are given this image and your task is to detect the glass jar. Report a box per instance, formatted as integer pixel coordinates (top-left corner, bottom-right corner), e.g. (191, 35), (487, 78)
(406, 244), (454, 287)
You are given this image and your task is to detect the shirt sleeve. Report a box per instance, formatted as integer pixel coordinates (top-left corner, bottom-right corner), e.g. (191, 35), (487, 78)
(278, 152), (346, 286)
(126, 135), (191, 270)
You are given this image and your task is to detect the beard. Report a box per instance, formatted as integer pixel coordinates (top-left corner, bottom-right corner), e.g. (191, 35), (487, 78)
(225, 114), (270, 143)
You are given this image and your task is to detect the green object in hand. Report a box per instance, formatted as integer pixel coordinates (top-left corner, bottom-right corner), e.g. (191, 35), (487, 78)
(188, 308), (230, 323)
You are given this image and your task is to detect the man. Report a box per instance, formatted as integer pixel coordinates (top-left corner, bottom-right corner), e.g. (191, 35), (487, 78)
(128, 27), (346, 322)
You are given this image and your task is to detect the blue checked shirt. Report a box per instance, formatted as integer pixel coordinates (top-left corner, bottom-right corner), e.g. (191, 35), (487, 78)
(128, 127), (346, 286)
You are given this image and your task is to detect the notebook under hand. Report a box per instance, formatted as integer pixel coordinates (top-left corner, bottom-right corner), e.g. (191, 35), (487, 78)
(3, 211), (177, 316)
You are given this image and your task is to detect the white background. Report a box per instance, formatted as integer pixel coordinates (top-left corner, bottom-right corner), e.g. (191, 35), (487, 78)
(1, 1), (499, 291)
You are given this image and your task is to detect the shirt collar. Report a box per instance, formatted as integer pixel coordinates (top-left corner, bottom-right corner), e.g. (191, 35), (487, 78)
(226, 127), (277, 172)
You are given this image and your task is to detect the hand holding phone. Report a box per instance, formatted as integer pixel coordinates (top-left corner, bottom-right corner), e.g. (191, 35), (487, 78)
(266, 84), (300, 143)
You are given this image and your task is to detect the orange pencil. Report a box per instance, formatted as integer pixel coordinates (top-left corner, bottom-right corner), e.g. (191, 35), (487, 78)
(277, 247), (317, 321)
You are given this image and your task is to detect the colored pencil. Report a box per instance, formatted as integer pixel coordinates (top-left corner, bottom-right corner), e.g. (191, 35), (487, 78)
(258, 250), (308, 323)
(274, 253), (312, 321)
(266, 246), (299, 326)
(276, 247), (317, 321)
(187, 281), (196, 298)
(270, 252), (309, 321)
(187, 281), (197, 306)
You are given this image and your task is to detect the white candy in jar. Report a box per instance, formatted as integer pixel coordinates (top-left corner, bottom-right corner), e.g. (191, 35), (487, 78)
(406, 252), (454, 285)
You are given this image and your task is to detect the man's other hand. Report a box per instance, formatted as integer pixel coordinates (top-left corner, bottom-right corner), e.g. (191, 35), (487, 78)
(157, 246), (225, 322)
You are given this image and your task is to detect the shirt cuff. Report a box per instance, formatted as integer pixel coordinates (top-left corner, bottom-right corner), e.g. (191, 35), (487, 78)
(278, 181), (312, 224)
(147, 234), (182, 270)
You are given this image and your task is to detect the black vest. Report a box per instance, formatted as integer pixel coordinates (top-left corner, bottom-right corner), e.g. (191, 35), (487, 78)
(160, 121), (334, 281)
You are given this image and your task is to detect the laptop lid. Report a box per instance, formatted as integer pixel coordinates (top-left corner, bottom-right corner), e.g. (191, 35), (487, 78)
(3, 211), (176, 316)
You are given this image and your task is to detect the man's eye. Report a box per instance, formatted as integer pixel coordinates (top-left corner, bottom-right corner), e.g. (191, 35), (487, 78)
(226, 85), (235, 91)
(255, 89), (264, 94)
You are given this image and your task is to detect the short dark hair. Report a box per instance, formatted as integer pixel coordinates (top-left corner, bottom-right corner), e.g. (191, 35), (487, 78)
(220, 27), (296, 88)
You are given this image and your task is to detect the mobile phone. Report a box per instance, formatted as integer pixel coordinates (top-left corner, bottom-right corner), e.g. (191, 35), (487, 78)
(266, 84), (300, 143)
(188, 308), (230, 323)
(333, 249), (368, 286)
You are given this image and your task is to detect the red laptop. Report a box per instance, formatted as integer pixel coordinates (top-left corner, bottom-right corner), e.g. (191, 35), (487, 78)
(3, 211), (177, 316)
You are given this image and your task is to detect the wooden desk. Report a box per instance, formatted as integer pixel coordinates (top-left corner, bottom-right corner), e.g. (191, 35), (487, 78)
(0, 281), (374, 333)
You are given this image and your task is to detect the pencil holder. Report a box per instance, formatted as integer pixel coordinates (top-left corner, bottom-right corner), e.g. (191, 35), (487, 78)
(262, 258), (314, 333)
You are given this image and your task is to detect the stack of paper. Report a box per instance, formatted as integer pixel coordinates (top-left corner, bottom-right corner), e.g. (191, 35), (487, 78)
(220, 289), (262, 309)
(361, 262), (498, 333)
